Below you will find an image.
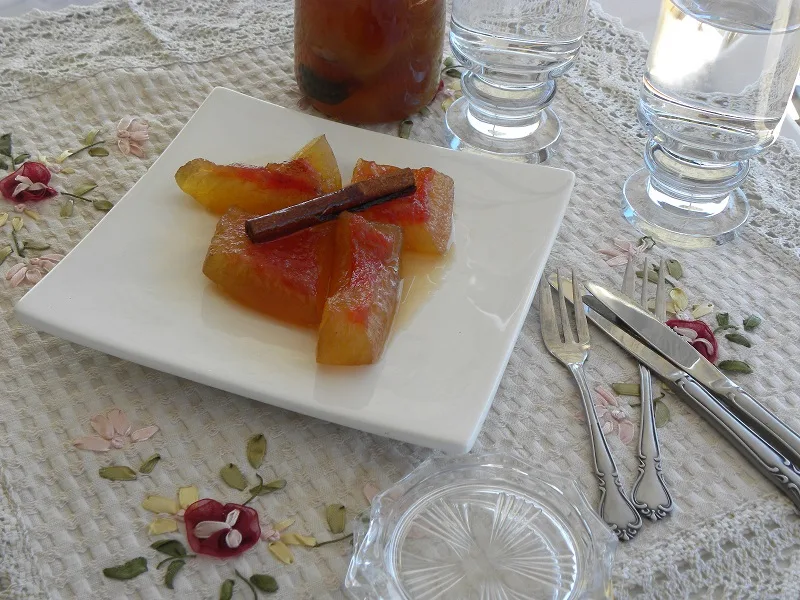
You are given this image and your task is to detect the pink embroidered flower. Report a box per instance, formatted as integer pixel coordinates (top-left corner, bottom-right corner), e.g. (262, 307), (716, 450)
(576, 387), (635, 444)
(117, 117), (149, 158)
(5, 254), (63, 288)
(363, 483), (380, 504)
(184, 499), (261, 558)
(598, 237), (655, 267)
(73, 408), (159, 451)
(0, 162), (58, 202)
(666, 319), (718, 362)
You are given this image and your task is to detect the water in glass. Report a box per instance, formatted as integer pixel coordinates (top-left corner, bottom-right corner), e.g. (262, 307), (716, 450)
(624, 0), (800, 247)
(445, 0), (590, 162)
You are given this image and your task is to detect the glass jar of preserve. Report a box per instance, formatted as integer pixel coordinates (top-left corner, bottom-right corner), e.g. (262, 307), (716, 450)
(294, 0), (446, 124)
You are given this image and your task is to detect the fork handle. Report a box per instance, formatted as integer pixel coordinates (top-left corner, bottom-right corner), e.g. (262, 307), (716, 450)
(569, 363), (643, 541)
(631, 365), (674, 520)
(673, 375), (800, 510)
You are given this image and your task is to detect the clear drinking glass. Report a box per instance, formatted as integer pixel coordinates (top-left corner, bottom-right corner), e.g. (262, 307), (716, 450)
(445, 0), (590, 162)
(623, 0), (800, 247)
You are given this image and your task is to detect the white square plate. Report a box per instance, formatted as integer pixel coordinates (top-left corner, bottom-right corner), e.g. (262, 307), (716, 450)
(16, 88), (573, 452)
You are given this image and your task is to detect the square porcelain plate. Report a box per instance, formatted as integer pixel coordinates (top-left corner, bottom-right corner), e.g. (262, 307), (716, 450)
(16, 88), (573, 453)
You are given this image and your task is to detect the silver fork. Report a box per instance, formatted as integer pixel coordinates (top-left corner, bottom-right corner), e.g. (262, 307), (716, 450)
(539, 270), (642, 541)
(624, 258), (674, 521)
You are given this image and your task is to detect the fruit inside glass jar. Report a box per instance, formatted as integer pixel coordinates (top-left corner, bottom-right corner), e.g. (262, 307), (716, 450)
(294, 0), (446, 124)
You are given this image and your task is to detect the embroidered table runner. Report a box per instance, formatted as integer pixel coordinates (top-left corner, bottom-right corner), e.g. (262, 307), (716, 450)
(1, 2), (800, 598)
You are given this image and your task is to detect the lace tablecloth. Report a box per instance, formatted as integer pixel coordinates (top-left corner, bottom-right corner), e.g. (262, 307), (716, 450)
(2, 2), (800, 599)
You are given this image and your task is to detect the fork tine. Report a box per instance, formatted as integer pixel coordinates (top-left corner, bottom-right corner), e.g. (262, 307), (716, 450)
(655, 258), (666, 322)
(557, 270), (574, 343)
(572, 270), (590, 344)
(539, 275), (560, 344)
(623, 257), (636, 299)
(640, 256), (649, 310)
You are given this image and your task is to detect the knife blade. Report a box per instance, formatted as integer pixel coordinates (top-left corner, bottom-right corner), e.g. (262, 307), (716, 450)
(550, 276), (800, 510)
(586, 281), (800, 468)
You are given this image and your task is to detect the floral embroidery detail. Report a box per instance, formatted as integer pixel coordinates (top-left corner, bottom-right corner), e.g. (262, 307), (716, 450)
(362, 483), (380, 504)
(5, 254), (63, 287)
(73, 408), (159, 451)
(183, 499), (261, 558)
(667, 319), (718, 362)
(0, 162), (57, 202)
(576, 387), (635, 444)
(261, 518), (316, 564)
(117, 117), (149, 158)
(598, 237), (655, 267)
(143, 486), (199, 535)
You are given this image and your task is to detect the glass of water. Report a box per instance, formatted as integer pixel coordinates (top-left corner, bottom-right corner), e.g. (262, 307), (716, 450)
(445, 0), (590, 163)
(623, 0), (800, 247)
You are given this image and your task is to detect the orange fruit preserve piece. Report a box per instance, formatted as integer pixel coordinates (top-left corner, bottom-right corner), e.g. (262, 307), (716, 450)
(317, 213), (402, 365)
(351, 159), (453, 254)
(290, 135), (342, 194)
(176, 158), (322, 215)
(176, 135), (342, 214)
(203, 208), (336, 327)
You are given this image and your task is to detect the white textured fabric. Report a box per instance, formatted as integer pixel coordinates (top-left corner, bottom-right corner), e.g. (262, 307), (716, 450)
(0, 2), (799, 599)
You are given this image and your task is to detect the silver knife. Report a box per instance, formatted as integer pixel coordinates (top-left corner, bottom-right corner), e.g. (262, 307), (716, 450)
(586, 281), (800, 469)
(551, 277), (800, 510)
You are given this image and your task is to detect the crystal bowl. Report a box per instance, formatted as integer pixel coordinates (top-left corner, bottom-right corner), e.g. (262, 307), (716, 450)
(344, 453), (616, 600)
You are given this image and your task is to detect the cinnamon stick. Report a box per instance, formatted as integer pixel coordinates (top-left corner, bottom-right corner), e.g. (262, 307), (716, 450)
(245, 169), (415, 244)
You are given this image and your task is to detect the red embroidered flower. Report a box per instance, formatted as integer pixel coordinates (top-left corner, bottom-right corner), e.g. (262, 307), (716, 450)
(0, 162), (58, 202)
(666, 319), (718, 363)
(183, 499), (261, 558)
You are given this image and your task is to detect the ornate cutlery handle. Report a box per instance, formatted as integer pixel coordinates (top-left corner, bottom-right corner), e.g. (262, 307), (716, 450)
(708, 380), (800, 469)
(674, 376), (800, 510)
(569, 363), (643, 540)
(631, 365), (674, 520)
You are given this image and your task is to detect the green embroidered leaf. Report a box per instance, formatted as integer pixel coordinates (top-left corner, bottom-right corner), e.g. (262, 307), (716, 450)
(55, 150), (73, 163)
(250, 574), (279, 593)
(716, 312), (730, 328)
(139, 453), (161, 474)
(93, 199), (114, 211)
(60, 199), (74, 218)
(654, 400), (670, 428)
(23, 209), (40, 220)
(443, 56), (457, 68)
(103, 557), (148, 580)
(0, 213), (7, 227)
(249, 478), (287, 497)
(743, 315), (762, 331)
(164, 559), (185, 590)
(726, 333), (752, 348)
(691, 303), (714, 319)
(151, 539), (187, 557)
(247, 433), (267, 469)
(611, 383), (641, 396)
(418, 106), (431, 117)
(11, 217), (23, 232)
(73, 182), (97, 197)
(219, 579), (235, 600)
(88, 146), (110, 157)
(99, 465), (137, 481)
(326, 503), (346, 534)
(669, 288), (689, 312)
(14, 153), (30, 164)
(0, 246), (12, 266)
(60, 167), (76, 174)
(220, 463), (248, 490)
(21, 240), (50, 251)
(444, 68), (462, 77)
(398, 120), (413, 139)
(718, 360), (753, 374)
(0, 133), (12, 157)
(83, 129), (101, 146)
(0, 158), (7, 170)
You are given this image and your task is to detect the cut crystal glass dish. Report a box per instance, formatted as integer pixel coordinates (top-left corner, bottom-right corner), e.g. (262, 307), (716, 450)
(345, 453), (617, 599)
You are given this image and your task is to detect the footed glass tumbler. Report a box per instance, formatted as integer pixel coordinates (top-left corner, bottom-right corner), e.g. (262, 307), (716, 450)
(445, 0), (590, 162)
(623, 0), (800, 247)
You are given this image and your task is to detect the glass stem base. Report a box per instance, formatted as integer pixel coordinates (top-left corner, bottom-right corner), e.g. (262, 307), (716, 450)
(622, 141), (751, 248)
(445, 73), (561, 163)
